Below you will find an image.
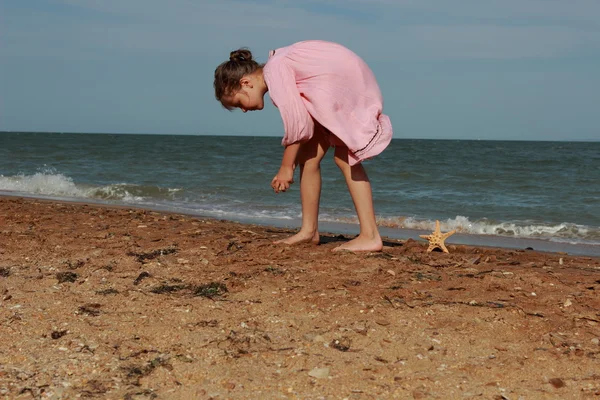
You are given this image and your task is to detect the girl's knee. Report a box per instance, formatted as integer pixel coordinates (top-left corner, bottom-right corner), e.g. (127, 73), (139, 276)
(333, 146), (349, 169)
(296, 133), (329, 165)
(296, 148), (317, 166)
(300, 158), (321, 173)
(334, 155), (345, 170)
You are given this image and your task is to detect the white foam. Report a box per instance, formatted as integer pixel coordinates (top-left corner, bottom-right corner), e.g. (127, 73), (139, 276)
(0, 171), (153, 203)
(90, 184), (145, 202)
(1, 171), (597, 245)
(0, 171), (88, 197)
(376, 215), (599, 243)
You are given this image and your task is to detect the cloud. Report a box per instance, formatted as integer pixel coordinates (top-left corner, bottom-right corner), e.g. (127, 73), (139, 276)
(321, 0), (600, 25)
(3, 0), (599, 62)
(401, 25), (598, 60)
(1, 0), (599, 138)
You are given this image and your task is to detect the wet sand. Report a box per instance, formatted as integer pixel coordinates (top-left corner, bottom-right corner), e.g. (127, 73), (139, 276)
(1, 196), (599, 399)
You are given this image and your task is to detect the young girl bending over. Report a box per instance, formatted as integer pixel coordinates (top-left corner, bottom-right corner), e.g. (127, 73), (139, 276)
(214, 40), (393, 252)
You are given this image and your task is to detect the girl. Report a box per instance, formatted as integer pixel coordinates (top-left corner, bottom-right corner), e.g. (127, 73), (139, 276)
(213, 40), (393, 252)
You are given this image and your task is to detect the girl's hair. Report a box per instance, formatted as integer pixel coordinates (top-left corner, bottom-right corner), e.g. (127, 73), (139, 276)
(214, 48), (263, 109)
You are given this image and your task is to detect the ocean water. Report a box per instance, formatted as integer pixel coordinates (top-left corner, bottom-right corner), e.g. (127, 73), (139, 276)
(1, 132), (599, 254)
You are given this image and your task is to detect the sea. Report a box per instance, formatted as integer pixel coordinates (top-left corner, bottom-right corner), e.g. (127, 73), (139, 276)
(1, 132), (599, 256)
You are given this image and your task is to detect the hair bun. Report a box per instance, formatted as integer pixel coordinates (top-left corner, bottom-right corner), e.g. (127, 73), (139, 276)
(229, 48), (253, 63)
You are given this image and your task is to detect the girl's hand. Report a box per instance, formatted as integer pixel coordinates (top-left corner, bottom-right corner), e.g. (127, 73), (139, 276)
(271, 166), (295, 193)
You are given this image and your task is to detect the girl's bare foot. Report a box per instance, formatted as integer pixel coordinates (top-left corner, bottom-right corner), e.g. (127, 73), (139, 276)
(332, 234), (382, 252)
(274, 230), (319, 245)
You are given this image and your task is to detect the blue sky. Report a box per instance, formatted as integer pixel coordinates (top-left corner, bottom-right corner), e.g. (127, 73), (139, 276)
(1, 0), (599, 140)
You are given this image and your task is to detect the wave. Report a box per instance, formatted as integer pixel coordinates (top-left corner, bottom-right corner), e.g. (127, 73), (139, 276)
(374, 215), (600, 244)
(0, 170), (181, 203)
(1, 170), (597, 245)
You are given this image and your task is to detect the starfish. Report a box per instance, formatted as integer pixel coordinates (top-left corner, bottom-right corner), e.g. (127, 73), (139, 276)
(419, 220), (456, 253)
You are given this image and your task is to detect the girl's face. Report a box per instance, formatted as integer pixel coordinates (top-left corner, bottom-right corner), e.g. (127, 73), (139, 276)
(222, 74), (265, 112)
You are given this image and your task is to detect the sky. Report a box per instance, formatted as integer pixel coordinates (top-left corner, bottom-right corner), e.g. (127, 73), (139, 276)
(1, 0), (599, 141)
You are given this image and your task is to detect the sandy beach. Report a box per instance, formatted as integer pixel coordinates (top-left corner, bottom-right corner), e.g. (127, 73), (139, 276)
(1, 196), (599, 399)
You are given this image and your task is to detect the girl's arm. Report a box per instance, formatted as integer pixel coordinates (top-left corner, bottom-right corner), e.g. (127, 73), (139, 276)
(271, 143), (300, 193)
(263, 58), (312, 192)
(263, 59), (314, 146)
(280, 142), (301, 169)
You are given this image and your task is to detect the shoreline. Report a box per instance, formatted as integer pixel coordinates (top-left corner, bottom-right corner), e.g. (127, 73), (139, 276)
(1, 196), (599, 398)
(1, 192), (598, 257)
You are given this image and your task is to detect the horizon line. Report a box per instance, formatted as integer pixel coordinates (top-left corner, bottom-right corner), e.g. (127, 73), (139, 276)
(1, 130), (598, 143)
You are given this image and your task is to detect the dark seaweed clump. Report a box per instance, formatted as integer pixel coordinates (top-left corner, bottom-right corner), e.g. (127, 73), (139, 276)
(193, 282), (228, 298)
(57, 271), (78, 283)
(150, 284), (188, 294)
(127, 247), (178, 262)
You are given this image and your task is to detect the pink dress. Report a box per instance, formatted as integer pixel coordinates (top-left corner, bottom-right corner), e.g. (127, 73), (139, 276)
(263, 40), (393, 166)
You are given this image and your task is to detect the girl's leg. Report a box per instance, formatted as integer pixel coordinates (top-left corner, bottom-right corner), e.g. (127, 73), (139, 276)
(332, 146), (383, 252)
(274, 129), (330, 245)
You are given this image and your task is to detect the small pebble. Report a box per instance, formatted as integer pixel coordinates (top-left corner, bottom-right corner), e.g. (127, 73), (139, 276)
(16, 372), (28, 380)
(308, 367), (330, 379)
(549, 378), (566, 388)
(412, 389), (428, 399)
(353, 324), (368, 335)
